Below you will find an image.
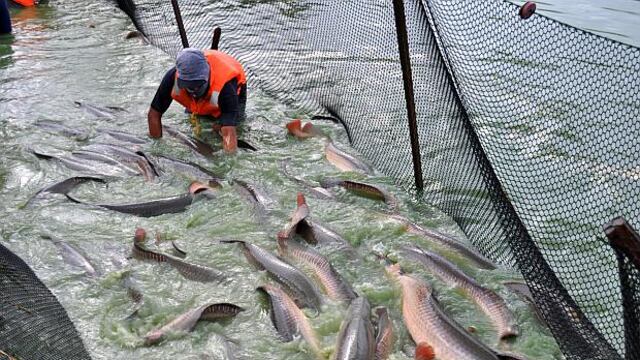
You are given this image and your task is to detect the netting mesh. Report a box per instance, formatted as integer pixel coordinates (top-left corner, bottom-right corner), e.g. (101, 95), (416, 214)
(114, 0), (640, 359)
(0, 243), (91, 360)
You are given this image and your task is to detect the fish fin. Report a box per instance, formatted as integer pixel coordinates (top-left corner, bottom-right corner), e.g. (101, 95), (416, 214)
(296, 192), (306, 207)
(496, 351), (529, 360)
(415, 342), (435, 360)
(318, 178), (341, 189)
(171, 241), (187, 258)
(237, 139), (257, 151)
(64, 194), (83, 204)
(286, 119), (302, 133)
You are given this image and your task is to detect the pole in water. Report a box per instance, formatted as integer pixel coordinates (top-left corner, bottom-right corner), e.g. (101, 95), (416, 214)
(603, 217), (640, 358)
(211, 27), (221, 50)
(392, 0), (424, 192)
(170, 0), (189, 48)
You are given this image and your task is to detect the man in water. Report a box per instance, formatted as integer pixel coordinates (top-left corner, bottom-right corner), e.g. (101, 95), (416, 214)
(147, 48), (247, 153)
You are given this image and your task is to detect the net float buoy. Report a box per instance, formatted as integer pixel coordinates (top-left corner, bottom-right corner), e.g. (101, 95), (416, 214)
(519, 2), (536, 19)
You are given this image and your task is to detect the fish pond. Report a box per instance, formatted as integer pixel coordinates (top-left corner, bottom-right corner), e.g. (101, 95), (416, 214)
(5, 0), (635, 358)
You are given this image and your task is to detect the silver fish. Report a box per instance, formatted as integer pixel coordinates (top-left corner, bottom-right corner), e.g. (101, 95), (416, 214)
(390, 214), (495, 270)
(279, 160), (336, 200)
(26, 176), (105, 206)
(402, 246), (518, 340)
(74, 101), (126, 119)
(258, 284), (322, 358)
(35, 120), (89, 140)
(222, 240), (323, 311)
(143, 302), (243, 345)
(333, 297), (375, 360)
(385, 263), (498, 360)
(44, 235), (98, 277)
(324, 140), (372, 174)
(277, 236), (356, 303)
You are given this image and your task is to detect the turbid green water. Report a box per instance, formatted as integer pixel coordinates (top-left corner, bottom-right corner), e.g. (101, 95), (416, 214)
(0, 1), (575, 359)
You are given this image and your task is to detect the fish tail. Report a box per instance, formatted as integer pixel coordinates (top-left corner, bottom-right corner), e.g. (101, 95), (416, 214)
(286, 119), (302, 133)
(296, 192), (306, 206)
(134, 228), (146, 243)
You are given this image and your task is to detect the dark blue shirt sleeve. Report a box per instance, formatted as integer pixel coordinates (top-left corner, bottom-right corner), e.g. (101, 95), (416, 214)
(150, 67), (176, 114)
(218, 78), (240, 127)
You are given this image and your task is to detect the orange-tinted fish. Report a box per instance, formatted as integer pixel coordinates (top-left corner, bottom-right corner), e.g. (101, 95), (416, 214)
(374, 306), (395, 360)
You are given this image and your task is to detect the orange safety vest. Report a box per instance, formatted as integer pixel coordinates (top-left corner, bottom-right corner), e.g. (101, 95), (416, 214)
(12, 0), (37, 6)
(171, 50), (246, 118)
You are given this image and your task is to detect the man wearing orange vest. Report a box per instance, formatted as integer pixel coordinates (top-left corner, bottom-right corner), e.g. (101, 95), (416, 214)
(147, 48), (247, 153)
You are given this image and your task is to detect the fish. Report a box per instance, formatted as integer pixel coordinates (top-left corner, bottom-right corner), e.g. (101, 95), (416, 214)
(415, 343), (436, 360)
(65, 181), (215, 217)
(97, 128), (147, 144)
(402, 246), (518, 340)
(221, 240), (323, 311)
(374, 307), (394, 360)
(390, 214), (496, 270)
(320, 178), (398, 211)
(257, 284), (322, 357)
(171, 241), (187, 258)
(81, 143), (158, 180)
(132, 241), (225, 283)
(143, 302), (243, 345)
(278, 192), (311, 240)
(35, 120), (89, 140)
(163, 125), (218, 158)
(385, 262), (499, 360)
(279, 160), (336, 200)
(138, 152), (223, 187)
(43, 234), (98, 277)
(74, 101), (127, 119)
(0, 350), (18, 360)
(232, 179), (275, 219)
(324, 140), (372, 174)
(280, 193), (352, 251)
(286, 119), (320, 139)
(277, 236), (356, 303)
(122, 271), (144, 319)
(333, 297), (376, 360)
(503, 281), (546, 327)
(70, 150), (144, 177)
(25, 176), (105, 206)
(32, 149), (137, 178)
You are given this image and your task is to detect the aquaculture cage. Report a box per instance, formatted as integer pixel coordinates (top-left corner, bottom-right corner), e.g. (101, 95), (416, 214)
(111, 0), (639, 359)
(1, 0), (639, 359)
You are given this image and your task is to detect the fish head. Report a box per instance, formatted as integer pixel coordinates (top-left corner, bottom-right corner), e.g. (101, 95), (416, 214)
(415, 343), (435, 360)
(134, 228), (146, 243)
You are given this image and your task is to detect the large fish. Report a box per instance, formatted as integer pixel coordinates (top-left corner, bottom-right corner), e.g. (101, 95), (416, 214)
(65, 181), (215, 217)
(143, 302), (243, 345)
(402, 246), (518, 340)
(279, 160), (336, 200)
(385, 263), (499, 360)
(139, 152), (223, 187)
(277, 236), (356, 303)
(503, 281), (547, 328)
(280, 193), (352, 251)
(320, 178), (398, 211)
(97, 128), (147, 145)
(26, 176), (105, 206)
(132, 238), (226, 283)
(232, 179), (275, 220)
(333, 297), (376, 360)
(163, 125), (218, 158)
(81, 143), (158, 180)
(257, 284), (322, 358)
(43, 234), (98, 277)
(35, 120), (89, 140)
(32, 150), (137, 178)
(390, 214), (495, 270)
(74, 101), (127, 119)
(374, 307), (394, 360)
(221, 240), (323, 311)
(324, 140), (372, 174)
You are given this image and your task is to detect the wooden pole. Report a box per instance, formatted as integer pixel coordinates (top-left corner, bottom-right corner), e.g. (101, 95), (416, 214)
(170, 0), (189, 48)
(211, 27), (221, 50)
(392, 0), (424, 192)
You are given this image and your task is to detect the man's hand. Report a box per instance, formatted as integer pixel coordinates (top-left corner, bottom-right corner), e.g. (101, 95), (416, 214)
(220, 126), (238, 154)
(147, 107), (163, 138)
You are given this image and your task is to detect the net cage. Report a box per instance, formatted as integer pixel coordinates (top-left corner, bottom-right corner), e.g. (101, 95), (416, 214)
(111, 0), (640, 358)
(0, 0), (638, 359)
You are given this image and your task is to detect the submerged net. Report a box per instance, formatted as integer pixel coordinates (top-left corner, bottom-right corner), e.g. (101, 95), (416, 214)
(0, 243), (91, 360)
(114, 0), (640, 359)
